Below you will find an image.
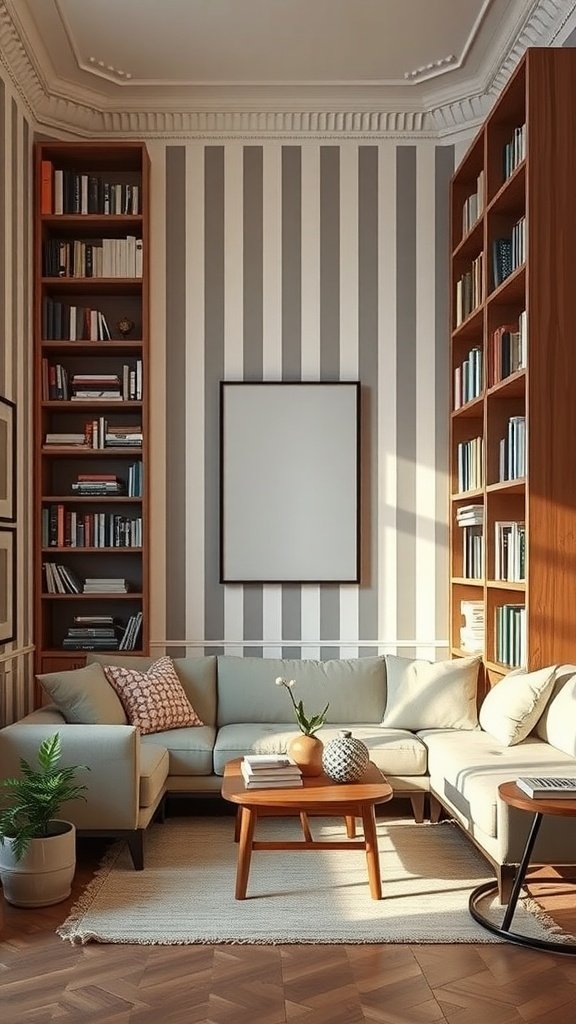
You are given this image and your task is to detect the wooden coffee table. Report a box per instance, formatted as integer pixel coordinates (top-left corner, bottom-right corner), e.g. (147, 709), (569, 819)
(469, 781), (576, 954)
(221, 758), (393, 900)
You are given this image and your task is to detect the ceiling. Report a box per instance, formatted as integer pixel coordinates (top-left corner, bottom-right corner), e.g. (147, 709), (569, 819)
(2, 0), (576, 137)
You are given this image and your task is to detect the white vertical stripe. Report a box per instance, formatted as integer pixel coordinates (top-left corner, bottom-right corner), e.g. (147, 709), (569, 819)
(3, 93), (12, 391)
(262, 143), (283, 655)
(339, 143), (359, 657)
(184, 143), (206, 657)
(378, 143), (398, 656)
(223, 144), (244, 655)
(14, 109), (24, 653)
(300, 143), (321, 658)
(416, 143), (438, 661)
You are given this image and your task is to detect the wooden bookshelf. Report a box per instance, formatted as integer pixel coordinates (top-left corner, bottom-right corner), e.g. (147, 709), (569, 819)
(33, 142), (150, 679)
(449, 49), (576, 676)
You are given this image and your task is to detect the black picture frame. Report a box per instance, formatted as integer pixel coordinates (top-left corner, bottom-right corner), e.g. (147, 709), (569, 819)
(220, 381), (361, 584)
(0, 527), (16, 644)
(0, 396), (16, 524)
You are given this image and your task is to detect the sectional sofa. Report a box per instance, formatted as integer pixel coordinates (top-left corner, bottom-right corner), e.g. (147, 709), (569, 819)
(1, 651), (576, 901)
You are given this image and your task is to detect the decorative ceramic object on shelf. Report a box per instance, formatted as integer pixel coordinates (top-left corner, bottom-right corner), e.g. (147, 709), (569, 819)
(322, 729), (369, 783)
(287, 733), (324, 777)
(116, 316), (135, 337)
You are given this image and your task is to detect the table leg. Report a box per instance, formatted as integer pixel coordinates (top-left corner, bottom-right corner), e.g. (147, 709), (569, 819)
(299, 812), (313, 842)
(502, 811), (543, 931)
(345, 815), (357, 838)
(236, 807), (257, 900)
(234, 807), (242, 843)
(361, 804), (382, 900)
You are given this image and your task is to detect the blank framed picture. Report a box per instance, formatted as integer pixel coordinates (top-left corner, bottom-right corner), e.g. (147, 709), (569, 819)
(220, 382), (360, 583)
(0, 396), (16, 523)
(0, 527), (15, 644)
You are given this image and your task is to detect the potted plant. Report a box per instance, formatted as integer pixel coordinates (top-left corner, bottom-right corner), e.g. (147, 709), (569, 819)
(275, 677), (329, 776)
(0, 732), (88, 907)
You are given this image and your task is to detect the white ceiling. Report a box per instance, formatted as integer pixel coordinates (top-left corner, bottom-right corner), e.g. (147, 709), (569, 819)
(2, 0), (576, 136)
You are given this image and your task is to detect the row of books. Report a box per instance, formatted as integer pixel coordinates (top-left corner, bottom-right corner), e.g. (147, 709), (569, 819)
(241, 754), (303, 789)
(460, 599), (484, 654)
(456, 436), (483, 493)
(454, 346), (482, 409)
(492, 216), (525, 289)
(503, 124), (526, 181)
(43, 237), (143, 279)
(461, 169), (484, 236)
(455, 251), (483, 327)
(488, 313), (527, 386)
(44, 563), (130, 595)
(40, 162), (140, 216)
(41, 363), (142, 402)
(498, 415), (526, 482)
(45, 420), (142, 450)
(66, 467), (143, 498)
(60, 613), (142, 652)
(494, 521), (526, 582)
(42, 299), (113, 341)
(495, 603), (526, 668)
(42, 505), (142, 549)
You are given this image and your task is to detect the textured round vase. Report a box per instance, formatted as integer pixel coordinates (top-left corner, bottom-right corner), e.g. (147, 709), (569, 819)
(287, 734), (324, 777)
(322, 729), (369, 783)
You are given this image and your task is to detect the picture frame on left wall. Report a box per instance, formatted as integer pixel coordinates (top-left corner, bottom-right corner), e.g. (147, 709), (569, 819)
(0, 528), (15, 644)
(0, 396), (16, 523)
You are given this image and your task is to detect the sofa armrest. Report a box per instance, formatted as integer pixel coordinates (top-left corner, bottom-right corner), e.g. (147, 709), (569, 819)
(0, 722), (141, 831)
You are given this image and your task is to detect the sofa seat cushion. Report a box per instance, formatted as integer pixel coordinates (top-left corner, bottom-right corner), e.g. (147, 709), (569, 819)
(141, 726), (216, 776)
(420, 728), (576, 838)
(213, 724), (428, 777)
(216, 656), (386, 726)
(138, 743), (169, 808)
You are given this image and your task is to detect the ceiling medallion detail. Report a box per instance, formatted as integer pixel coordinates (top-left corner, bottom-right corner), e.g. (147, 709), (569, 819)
(404, 54), (457, 81)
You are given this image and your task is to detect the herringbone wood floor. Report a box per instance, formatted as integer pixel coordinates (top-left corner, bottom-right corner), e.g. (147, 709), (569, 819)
(1, 804), (576, 1024)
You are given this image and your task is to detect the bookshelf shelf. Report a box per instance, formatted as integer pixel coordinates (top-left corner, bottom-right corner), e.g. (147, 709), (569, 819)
(449, 48), (576, 675)
(34, 140), (150, 680)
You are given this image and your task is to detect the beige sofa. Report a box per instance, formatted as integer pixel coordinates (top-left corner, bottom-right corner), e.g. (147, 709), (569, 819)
(1, 652), (576, 900)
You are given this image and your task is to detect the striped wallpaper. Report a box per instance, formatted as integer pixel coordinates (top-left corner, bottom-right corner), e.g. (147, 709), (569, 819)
(0, 72), (34, 725)
(146, 140), (455, 661)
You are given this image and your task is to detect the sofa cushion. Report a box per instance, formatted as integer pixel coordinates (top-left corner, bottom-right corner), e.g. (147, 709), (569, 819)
(536, 664), (576, 755)
(36, 662), (127, 725)
(139, 743), (169, 808)
(421, 728), (576, 838)
(103, 657), (204, 735)
(213, 723), (428, 777)
(216, 655), (386, 726)
(479, 665), (556, 746)
(381, 655), (480, 730)
(141, 726), (216, 776)
(88, 653), (218, 726)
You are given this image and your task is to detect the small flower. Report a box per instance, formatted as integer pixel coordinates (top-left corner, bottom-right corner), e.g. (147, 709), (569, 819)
(274, 677), (329, 736)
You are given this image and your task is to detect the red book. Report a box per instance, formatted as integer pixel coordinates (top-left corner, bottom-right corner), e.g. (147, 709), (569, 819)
(40, 160), (53, 215)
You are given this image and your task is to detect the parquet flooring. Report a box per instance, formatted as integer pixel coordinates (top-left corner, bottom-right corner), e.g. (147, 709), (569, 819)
(1, 809), (576, 1024)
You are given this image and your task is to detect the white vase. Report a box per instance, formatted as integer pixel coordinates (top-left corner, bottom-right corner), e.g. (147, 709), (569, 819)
(322, 730), (369, 782)
(0, 820), (76, 907)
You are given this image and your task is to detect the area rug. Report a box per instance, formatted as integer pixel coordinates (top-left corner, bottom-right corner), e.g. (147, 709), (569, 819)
(58, 816), (570, 945)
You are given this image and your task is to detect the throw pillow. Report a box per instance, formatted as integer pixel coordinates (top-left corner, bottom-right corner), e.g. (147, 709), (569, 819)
(479, 665), (556, 746)
(103, 656), (204, 735)
(37, 662), (127, 725)
(535, 665), (576, 755)
(381, 655), (480, 730)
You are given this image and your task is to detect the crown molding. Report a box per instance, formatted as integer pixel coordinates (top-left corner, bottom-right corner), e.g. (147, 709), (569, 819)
(1, 0), (575, 139)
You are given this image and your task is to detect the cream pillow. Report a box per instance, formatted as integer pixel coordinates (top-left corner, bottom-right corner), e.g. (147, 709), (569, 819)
(535, 665), (576, 756)
(479, 665), (556, 746)
(382, 655), (481, 730)
(37, 662), (127, 725)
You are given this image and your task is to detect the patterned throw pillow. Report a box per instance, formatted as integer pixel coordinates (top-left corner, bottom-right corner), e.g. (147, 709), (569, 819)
(103, 656), (203, 735)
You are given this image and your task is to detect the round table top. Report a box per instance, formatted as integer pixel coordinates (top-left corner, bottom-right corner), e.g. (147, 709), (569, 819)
(499, 781), (576, 817)
(221, 758), (393, 809)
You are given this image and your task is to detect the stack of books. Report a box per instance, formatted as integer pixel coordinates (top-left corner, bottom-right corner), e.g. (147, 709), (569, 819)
(241, 754), (303, 789)
(62, 615), (123, 651)
(516, 777), (576, 799)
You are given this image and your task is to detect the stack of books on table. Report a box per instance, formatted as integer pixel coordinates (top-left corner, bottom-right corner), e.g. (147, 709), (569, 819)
(241, 755), (303, 788)
(516, 777), (576, 799)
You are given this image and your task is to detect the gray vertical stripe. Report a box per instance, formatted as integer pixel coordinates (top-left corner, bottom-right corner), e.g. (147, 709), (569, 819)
(0, 81), (5, 392)
(320, 147), (340, 379)
(358, 147), (379, 657)
(319, 146), (341, 659)
(282, 585), (301, 659)
(243, 147), (263, 380)
(281, 147), (301, 380)
(396, 147), (417, 659)
(204, 146), (225, 654)
(23, 119), (30, 668)
(165, 147), (187, 657)
(435, 145), (454, 653)
(11, 102), (18, 412)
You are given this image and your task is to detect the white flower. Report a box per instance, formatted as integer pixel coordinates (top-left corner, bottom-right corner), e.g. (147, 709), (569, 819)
(287, 679), (296, 688)
(275, 676), (285, 686)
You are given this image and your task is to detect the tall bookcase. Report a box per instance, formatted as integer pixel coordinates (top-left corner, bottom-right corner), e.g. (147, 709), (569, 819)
(449, 48), (576, 681)
(34, 142), (150, 678)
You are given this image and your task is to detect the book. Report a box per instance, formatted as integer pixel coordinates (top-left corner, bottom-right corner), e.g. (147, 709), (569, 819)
(516, 777), (576, 799)
(243, 754), (296, 770)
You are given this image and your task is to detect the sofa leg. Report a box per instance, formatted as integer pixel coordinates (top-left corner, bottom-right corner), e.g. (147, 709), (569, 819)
(429, 794), (443, 824)
(497, 864), (517, 906)
(409, 794), (425, 823)
(127, 829), (144, 870)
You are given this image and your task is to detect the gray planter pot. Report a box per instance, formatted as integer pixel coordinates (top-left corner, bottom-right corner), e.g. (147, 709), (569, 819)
(0, 820), (76, 907)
